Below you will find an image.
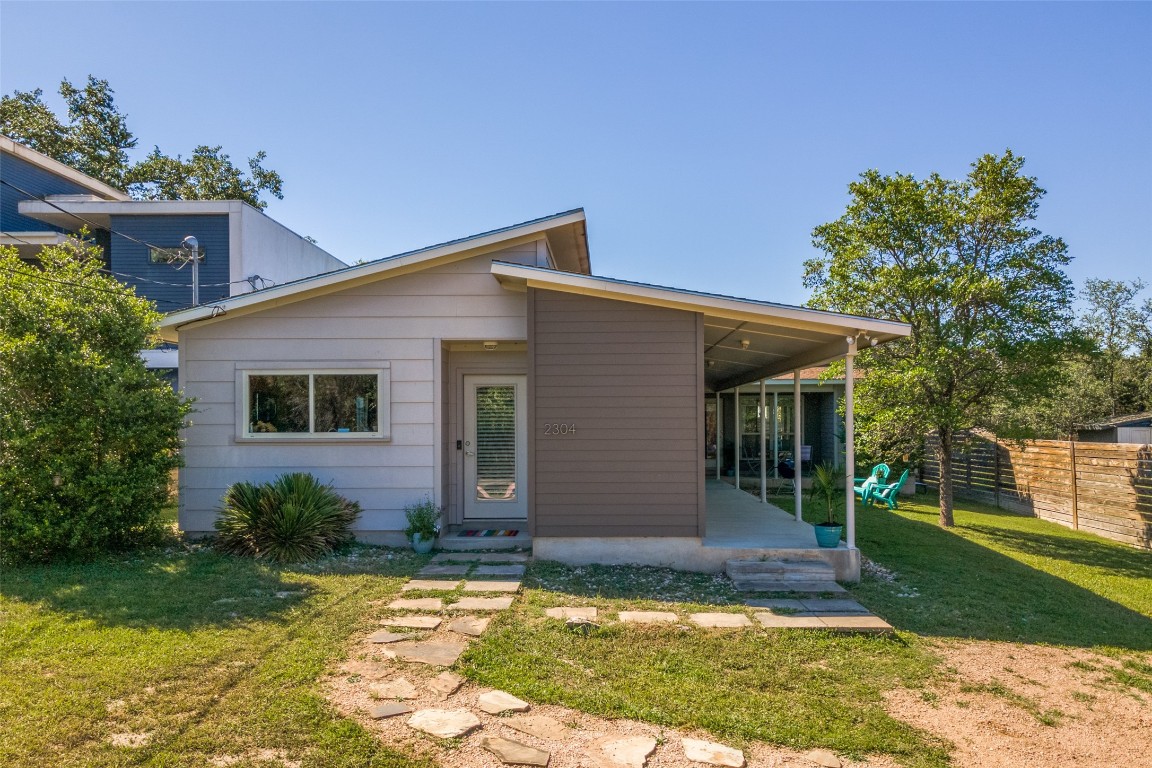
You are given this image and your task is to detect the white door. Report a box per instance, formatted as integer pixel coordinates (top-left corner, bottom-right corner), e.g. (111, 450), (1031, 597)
(463, 375), (527, 520)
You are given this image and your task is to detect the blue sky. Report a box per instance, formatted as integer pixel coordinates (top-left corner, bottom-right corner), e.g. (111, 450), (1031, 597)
(2, 1), (1149, 307)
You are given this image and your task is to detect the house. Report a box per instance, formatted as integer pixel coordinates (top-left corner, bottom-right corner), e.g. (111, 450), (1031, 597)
(1, 135), (345, 379)
(158, 209), (910, 580)
(1077, 412), (1152, 445)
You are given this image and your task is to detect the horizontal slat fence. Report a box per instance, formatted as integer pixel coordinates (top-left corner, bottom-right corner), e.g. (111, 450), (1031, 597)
(924, 432), (1152, 549)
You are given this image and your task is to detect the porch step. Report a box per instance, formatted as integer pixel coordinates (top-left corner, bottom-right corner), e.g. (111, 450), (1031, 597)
(725, 559), (845, 593)
(437, 528), (531, 552)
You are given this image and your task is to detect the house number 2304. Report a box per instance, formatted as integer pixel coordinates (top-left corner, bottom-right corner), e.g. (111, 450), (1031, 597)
(544, 423), (576, 435)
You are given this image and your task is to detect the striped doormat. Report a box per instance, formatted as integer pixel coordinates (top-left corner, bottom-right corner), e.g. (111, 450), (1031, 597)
(457, 529), (519, 538)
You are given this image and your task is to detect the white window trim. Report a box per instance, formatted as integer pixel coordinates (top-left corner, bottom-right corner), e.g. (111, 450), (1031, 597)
(237, 365), (391, 442)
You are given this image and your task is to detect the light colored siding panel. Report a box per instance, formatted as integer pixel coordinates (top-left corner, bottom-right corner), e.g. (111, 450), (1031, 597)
(182, 466), (435, 490)
(182, 444), (434, 468)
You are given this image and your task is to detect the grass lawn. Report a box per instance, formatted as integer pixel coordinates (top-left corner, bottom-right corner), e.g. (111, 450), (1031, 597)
(0, 543), (435, 768)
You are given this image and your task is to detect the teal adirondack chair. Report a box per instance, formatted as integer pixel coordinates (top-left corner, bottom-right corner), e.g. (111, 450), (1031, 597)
(853, 463), (890, 504)
(868, 468), (911, 510)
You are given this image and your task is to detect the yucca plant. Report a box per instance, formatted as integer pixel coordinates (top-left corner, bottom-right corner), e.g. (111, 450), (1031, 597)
(215, 473), (360, 562)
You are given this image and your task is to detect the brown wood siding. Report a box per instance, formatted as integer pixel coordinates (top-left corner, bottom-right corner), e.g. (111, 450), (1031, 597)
(529, 289), (703, 537)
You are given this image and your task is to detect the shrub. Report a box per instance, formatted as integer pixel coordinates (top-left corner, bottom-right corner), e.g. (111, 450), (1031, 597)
(215, 473), (360, 562)
(0, 240), (189, 563)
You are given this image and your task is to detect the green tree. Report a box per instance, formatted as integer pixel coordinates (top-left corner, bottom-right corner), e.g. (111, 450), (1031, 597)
(0, 239), (190, 562)
(1080, 278), (1151, 417)
(805, 151), (1075, 527)
(0, 75), (283, 209)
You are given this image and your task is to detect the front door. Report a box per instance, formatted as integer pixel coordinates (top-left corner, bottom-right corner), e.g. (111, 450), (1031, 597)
(463, 375), (527, 520)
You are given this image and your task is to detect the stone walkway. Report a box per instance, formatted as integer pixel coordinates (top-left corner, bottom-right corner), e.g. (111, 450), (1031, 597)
(332, 553), (891, 768)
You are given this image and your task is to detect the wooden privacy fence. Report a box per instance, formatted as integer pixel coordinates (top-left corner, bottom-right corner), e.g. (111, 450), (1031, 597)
(923, 432), (1152, 549)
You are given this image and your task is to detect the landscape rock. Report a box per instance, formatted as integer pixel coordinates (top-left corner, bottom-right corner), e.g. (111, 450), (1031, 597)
(681, 736), (745, 767)
(367, 701), (412, 719)
(367, 630), (411, 644)
(383, 641), (469, 666)
(804, 749), (842, 768)
(447, 616), (491, 637)
(479, 735), (550, 766)
(585, 735), (657, 768)
(407, 708), (481, 738)
(369, 677), (418, 700)
(506, 714), (570, 741)
(427, 671), (465, 698)
(618, 611), (678, 624)
(545, 606), (597, 620)
(381, 616), (441, 629)
(477, 689), (531, 714)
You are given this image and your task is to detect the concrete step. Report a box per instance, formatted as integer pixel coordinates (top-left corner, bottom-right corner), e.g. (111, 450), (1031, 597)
(437, 535), (531, 552)
(725, 559), (843, 593)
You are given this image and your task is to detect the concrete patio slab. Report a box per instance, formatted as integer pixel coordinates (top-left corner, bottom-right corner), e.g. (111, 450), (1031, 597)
(799, 599), (871, 615)
(450, 596), (514, 611)
(473, 565), (526, 577)
(381, 616), (442, 630)
(545, 607), (598, 620)
(462, 580), (521, 593)
(689, 613), (753, 629)
(417, 564), (471, 576)
(752, 612), (826, 629)
(431, 552), (530, 563)
(402, 579), (462, 592)
(386, 598), (443, 611)
(618, 611), (678, 624)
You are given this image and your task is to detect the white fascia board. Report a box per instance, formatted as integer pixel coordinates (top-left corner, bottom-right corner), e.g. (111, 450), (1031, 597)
(0, 231), (68, 246)
(491, 262), (911, 339)
(158, 209), (588, 338)
(20, 199), (243, 217)
(1, 135), (130, 201)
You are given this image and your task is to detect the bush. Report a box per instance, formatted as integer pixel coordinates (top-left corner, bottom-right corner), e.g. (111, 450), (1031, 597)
(0, 240), (189, 563)
(215, 473), (360, 562)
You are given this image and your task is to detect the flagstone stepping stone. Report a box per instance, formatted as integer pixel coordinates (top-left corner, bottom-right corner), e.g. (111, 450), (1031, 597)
(541, 607), (599, 621)
(431, 552), (529, 563)
(387, 598), (443, 611)
(367, 629), (412, 644)
(462, 580), (522, 593)
(618, 611), (678, 624)
(480, 735), (550, 766)
(585, 735), (657, 768)
(383, 641), (469, 666)
(798, 599), (871, 615)
(474, 564), (526, 577)
(682, 737), (745, 767)
(477, 689), (530, 714)
(368, 701), (412, 719)
(545, 606), (598, 620)
(689, 613), (753, 629)
(819, 615), (894, 634)
(752, 612), (825, 629)
(402, 579), (462, 592)
(381, 615), (442, 629)
(506, 714), (570, 741)
(447, 616), (491, 637)
(450, 596), (514, 611)
(370, 677), (418, 699)
(418, 564), (471, 576)
(427, 671), (465, 698)
(407, 708), (481, 738)
(744, 598), (807, 611)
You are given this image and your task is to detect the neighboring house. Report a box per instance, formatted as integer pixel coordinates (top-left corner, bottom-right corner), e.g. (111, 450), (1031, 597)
(1077, 412), (1152, 444)
(159, 209), (909, 579)
(1, 135), (345, 379)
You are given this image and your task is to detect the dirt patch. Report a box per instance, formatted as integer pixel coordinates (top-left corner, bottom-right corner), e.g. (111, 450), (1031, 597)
(885, 640), (1152, 768)
(209, 749), (302, 768)
(323, 622), (901, 768)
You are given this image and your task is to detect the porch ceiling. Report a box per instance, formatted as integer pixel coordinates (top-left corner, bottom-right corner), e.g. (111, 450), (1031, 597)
(704, 316), (862, 391)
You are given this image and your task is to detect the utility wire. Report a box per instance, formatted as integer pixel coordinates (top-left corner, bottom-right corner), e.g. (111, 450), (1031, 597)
(0, 264), (189, 307)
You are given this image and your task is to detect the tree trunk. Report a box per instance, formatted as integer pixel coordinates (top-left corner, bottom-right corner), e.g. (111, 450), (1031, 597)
(935, 428), (955, 527)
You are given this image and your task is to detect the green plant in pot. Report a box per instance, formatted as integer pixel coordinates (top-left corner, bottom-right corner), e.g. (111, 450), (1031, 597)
(404, 496), (441, 554)
(810, 462), (843, 548)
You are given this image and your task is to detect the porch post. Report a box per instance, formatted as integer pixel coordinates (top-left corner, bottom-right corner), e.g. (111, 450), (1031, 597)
(845, 348), (857, 549)
(759, 378), (767, 503)
(793, 369), (802, 521)
(772, 392), (779, 478)
(734, 385), (741, 491)
(716, 392), (723, 480)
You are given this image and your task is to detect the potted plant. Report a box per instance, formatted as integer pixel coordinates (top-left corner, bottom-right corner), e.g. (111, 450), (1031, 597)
(403, 496), (441, 554)
(809, 462), (843, 548)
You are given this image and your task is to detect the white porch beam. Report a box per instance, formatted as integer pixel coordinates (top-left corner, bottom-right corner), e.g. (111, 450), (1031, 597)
(845, 348), (857, 549)
(716, 392), (723, 480)
(793, 370), (802, 521)
(734, 385), (741, 492)
(772, 392), (779, 478)
(759, 379), (767, 503)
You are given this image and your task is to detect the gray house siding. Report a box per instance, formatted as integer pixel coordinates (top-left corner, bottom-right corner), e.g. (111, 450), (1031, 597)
(528, 288), (703, 538)
(0, 152), (93, 233)
(109, 214), (230, 309)
(177, 244), (536, 536)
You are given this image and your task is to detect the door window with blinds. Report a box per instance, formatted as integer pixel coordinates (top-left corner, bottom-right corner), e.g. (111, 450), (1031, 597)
(463, 375), (527, 520)
(240, 367), (390, 439)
